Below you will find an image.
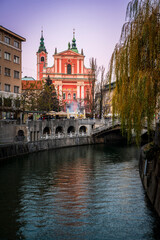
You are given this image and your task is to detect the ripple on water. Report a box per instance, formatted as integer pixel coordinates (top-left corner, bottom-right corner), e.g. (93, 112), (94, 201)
(0, 144), (160, 240)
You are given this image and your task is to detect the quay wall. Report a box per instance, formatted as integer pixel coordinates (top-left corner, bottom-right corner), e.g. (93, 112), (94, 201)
(139, 123), (160, 217)
(0, 119), (95, 144)
(0, 136), (104, 161)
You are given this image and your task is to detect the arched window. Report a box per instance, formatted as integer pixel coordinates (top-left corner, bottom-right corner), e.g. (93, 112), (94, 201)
(55, 126), (63, 134)
(67, 64), (71, 74)
(79, 126), (87, 133)
(73, 93), (76, 100)
(41, 56), (44, 62)
(18, 130), (24, 137)
(68, 93), (71, 99)
(67, 126), (75, 134)
(43, 127), (50, 135)
(16, 130), (25, 142)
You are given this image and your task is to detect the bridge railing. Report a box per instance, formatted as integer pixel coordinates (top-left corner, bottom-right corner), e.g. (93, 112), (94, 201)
(92, 119), (120, 135)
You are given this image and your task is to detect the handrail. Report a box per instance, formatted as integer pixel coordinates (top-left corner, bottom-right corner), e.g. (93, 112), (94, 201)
(92, 120), (120, 135)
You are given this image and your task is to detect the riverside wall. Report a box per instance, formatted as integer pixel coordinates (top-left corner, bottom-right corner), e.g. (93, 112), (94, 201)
(0, 118), (123, 161)
(0, 136), (104, 161)
(0, 118), (105, 160)
(139, 123), (160, 217)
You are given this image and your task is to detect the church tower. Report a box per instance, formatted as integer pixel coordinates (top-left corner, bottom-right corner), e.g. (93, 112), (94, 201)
(71, 29), (78, 53)
(37, 30), (48, 80)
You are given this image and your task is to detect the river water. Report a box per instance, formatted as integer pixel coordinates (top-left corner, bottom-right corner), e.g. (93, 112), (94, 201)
(0, 144), (160, 240)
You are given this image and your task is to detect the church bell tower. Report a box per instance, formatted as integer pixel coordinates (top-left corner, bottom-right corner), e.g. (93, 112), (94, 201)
(37, 30), (48, 80)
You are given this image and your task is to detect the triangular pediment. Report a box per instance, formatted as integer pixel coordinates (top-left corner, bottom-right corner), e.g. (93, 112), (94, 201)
(55, 49), (83, 57)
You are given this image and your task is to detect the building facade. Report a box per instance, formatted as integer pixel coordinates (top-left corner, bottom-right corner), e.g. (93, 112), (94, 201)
(95, 82), (116, 118)
(0, 25), (26, 119)
(36, 31), (93, 113)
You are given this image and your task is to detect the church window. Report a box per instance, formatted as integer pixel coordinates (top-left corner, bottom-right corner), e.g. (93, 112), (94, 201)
(41, 56), (44, 62)
(67, 64), (71, 74)
(63, 93), (66, 99)
(73, 93), (76, 100)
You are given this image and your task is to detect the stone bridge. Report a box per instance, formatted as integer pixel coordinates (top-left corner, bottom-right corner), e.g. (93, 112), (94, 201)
(91, 119), (126, 142)
(92, 119), (120, 137)
(0, 119), (95, 144)
(0, 118), (154, 144)
(92, 119), (154, 143)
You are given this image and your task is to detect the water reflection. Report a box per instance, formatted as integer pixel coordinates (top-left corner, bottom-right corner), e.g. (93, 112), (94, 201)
(0, 144), (160, 240)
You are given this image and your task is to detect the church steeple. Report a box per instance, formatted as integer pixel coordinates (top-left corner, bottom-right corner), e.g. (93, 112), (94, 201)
(71, 29), (78, 53)
(37, 29), (48, 80)
(38, 30), (47, 53)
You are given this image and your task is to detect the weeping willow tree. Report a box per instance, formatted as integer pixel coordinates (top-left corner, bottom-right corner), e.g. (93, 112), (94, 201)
(109, 0), (160, 144)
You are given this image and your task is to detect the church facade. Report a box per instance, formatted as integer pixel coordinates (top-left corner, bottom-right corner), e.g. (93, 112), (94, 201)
(36, 31), (93, 113)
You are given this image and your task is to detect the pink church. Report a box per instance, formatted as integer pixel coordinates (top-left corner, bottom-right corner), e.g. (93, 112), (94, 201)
(36, 30), (93, 112)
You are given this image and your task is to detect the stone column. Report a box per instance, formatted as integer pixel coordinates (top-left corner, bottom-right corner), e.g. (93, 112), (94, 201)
(20, 112), (23, 125)
(77, 85), (80, 99)
(72, 64), (74, 74)
(55, 59), (57, 73)
(59, 59), (61, 73)
(81, 85), (84, 99)
(81, 60), (83, 74)
(77, 60), (79, 73)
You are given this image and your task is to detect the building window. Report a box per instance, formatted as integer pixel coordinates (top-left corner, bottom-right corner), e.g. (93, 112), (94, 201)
(0, 49), (1, 58)
(67, 64), (71, 74)
(41, 56), (44, 62)
(0, 82), (1, 91)
(5, 68), (11, 77)
(5, 84), (10, 92)
(68, 93), (71, 99)
(14, 41), (19, 48)
(14, 86), (19, 93)
(4, 97), (12, 107)
(14, 55), (20, 64)
(63, 93), (66, 99)
(14, 70), (20, 79)
(73, 93), (76, 100)
(0, 66), (1, 75)
(4, 52), (11, 61)
(15, 99), (20, 107)
(4, 36), (10, 44)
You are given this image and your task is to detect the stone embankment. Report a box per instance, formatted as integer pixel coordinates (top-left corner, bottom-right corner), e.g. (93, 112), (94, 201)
(0, 136), (104, 161)
(139, 123), (160, 217)
(0, 118), (124, 161)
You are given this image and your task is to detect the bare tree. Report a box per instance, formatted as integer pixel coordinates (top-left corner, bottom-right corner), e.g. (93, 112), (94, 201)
(99, 66), (105, 119)
(88, 58), (99, 118)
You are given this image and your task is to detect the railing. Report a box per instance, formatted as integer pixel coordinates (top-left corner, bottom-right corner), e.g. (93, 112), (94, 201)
(92, 119), (120, 135)
(40, 132), (88, 140)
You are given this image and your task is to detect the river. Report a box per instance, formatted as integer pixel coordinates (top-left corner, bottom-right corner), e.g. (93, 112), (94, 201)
(0, 144), (160, 240)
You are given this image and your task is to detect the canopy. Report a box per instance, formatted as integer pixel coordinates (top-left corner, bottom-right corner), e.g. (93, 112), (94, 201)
(56, 111), (67, 116)
(46, 111), (56, 115)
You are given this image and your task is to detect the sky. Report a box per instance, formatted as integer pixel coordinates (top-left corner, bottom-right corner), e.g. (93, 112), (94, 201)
(1, 0), (130, 80)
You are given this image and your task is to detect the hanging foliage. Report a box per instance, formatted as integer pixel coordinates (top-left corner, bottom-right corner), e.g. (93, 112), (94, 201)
(108, 0), (160, 144)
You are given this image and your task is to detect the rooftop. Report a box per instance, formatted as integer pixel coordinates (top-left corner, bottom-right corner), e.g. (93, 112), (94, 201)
(22, 76), (36, 81)
(0, 25), (26, 41)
